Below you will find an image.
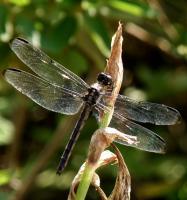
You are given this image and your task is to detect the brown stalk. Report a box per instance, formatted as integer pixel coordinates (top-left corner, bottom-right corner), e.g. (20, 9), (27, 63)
(69, 127), (132, 200)
(72, 22), (131, 200)
(104, 21), (124, 106)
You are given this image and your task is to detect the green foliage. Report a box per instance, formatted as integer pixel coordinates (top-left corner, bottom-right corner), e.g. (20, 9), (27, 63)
(108, 0), (148, 17)
(0, 5), (8, 34)
(8, 0), (30, 6)
(137, 67), (187, 99)
(41, 16), (77, 53)
(0, 115), (14, 145)
(0, 0), (187, 200)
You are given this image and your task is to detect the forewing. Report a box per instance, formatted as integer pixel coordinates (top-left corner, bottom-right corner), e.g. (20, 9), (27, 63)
(10, 38), (88, 93)
(3, 69), (83, 114)
(113, 95), (181, 125)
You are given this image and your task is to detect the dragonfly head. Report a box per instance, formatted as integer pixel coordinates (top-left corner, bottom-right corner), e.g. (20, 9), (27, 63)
(97, 72), (113, 87)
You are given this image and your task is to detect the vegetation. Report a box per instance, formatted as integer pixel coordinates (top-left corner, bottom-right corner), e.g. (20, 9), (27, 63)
(0, 0), (187, 199)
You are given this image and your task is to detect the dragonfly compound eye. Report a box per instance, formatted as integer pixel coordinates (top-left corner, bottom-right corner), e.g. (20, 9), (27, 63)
(97, 72), (113, 86)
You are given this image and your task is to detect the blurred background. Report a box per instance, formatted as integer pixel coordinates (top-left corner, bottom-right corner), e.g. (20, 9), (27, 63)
(0, 0), (187, 199)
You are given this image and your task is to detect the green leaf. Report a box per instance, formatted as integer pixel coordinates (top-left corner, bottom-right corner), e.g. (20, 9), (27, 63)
(62, 50), (88, 75)
(0, 192), (10, 200)
(84, 15), (110, 57)
(0, 5), (7, 34)
(41, 16), (77, 53)
(108, 0), (144, 16)
(58, 0), (82, 8)
(137, 67), (187, 99)
(15, 15), (35, 37)
(0, 170), (11, 185)
(8, 0), (30, 6)
(0, 115), (14, 145)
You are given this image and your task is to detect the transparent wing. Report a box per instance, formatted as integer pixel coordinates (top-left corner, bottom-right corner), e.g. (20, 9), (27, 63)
(10, 38), (88, 94)
(110, 113), (166, 153)
(112, 95), (181, 125)
(3, 69), (83, 114)
(95, 103), (166, 153)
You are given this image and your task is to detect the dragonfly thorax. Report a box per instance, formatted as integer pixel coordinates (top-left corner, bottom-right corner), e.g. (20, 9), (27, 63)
(97, 72), (113, 87)
(83, 87), (100, 106)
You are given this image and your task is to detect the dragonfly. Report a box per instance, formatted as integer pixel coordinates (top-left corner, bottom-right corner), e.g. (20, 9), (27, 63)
(3, 38), (181, 175)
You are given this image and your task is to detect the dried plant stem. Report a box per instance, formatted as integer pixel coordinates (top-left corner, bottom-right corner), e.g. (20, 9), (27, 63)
(75, 22), (123, 200)
(74, 103), (112, 199)
(75, 117), (111, 200)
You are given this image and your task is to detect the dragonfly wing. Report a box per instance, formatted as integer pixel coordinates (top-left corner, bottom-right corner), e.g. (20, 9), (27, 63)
(113, 95), (181, 125)
(10, 38), (88, 94)
(110, 113), (166, 153)
(95, 103), (166, 153)
(3, 69), (83, 114)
